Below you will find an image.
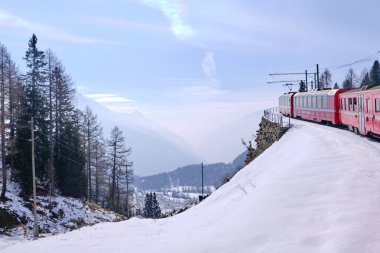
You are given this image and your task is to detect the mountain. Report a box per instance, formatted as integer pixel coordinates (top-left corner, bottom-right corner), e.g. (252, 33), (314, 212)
(199, 110), (263, 163)
(4, 119), (380, 252)
(76, 93), (202, 176)
(134, 151), (247, 191)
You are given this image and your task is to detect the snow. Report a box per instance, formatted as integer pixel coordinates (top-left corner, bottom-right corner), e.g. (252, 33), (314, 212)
(0, 180), (122, 247)
(2, 119), (380, 252)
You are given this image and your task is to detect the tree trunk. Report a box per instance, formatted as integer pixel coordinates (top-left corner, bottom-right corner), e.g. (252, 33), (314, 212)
(0, 48), (6, 200)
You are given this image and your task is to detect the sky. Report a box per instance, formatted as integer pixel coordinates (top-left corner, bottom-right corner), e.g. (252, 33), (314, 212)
(1, 0), (380, 148)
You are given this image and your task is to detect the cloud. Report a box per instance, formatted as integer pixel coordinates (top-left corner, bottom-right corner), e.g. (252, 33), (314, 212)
(81, 16), (170, 33)
(86, 93), (132, 103)
(141, 0), (196, 40)
(202, 52), (216, 78)
(85, 93), (137, 113)
(0, 9), (115, 44)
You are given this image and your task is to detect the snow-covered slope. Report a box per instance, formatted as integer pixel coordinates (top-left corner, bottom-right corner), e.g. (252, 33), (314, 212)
(3, 119), (380, 253)
(0, 181), (122, 247)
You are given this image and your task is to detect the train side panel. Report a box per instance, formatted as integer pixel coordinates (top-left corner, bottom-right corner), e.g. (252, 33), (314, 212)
(279, 92), (296, 117)
(339, 86), (380, 136)
(293, 89), (343, 125)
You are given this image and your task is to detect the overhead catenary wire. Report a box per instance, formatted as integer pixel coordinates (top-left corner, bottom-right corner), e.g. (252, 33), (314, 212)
(15, 136), (84, 166)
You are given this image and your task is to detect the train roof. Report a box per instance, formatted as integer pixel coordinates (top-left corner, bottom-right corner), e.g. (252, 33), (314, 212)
(294, 89), (340, 97)
(279, 92), (297, 98)
(340, 85), (380, 95)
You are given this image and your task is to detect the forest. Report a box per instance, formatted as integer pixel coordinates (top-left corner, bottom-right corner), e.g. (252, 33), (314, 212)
(0, 34), (134, 216)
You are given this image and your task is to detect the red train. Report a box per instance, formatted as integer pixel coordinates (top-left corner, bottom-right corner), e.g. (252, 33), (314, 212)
(279, 85), (380, 137)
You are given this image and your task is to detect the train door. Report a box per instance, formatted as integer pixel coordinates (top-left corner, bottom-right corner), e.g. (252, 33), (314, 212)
(358, 95), (365, 134)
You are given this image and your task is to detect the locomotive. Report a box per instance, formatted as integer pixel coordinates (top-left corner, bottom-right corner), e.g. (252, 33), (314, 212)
(279, 85), (380, 136)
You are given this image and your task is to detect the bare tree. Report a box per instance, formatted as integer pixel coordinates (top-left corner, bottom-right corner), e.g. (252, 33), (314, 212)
(94, 134), (108, 205)
(0, 43), (22, 199)
(345, 68), (358, 88)
(107, 126), (131, 212)
(0, 44), (7, 199)
(319, 69), (332, 89)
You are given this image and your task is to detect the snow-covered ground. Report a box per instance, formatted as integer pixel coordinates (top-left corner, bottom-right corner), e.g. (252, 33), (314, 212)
(2, 119), (380, 253)
(0, 181), (123, 248)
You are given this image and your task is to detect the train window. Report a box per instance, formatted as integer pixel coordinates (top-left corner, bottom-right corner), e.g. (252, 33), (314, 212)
(340, 98), (343, 110)
(317, 96), (322, 109)
(322, 95), (327, 109)
(366, 97), (370, 113)
(353, 97), (357, 111)
(312, 96), (316, 108)
(348, 98), (352, 111)
(376, 98), (380, 112)
(344, 98), (347, 110)
(308, 96), (312, 108)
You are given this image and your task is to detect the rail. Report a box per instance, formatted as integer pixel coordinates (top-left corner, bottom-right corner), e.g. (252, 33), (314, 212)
(263, 107), (291, 128)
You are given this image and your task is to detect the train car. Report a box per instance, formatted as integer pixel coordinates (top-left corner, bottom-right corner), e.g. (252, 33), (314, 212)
(339, 85), (380, 136)
(279, 92), (296, 117)
(293, 89), (348, 125)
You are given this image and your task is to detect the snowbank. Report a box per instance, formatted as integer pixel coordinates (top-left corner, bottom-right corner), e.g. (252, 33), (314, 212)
(2, 119), (380, 253)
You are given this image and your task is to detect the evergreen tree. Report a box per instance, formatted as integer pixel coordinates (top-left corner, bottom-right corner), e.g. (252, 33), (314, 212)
(152, 192), (161, 218)
(55, 122), (87, 198)
(342, 79), (351, 89)
(143, 192), (161, 218)
(143, 193), (153, 218)
(14, 34), (49, 193)
(360, 72), (370, 87)
(369, 60), (380, 85)
(333, 82), (339, 89)
(298, 80), (306, 92)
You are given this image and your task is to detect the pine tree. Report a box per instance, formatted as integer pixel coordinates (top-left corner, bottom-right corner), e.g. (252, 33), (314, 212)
(360, 72), (370, 87)
(370, 60), (380, 85)
(143, 192), (161, 218)
(55, 121), (87, 198)
(152, 192), (161, 218)
(14, 34), (50, 193)
(298, 80), (306, 92)
(143, 193), (152, 218)
(333, 82), (339, 89)
(45, 49), (58, 197)
(342, 79), (351, 89)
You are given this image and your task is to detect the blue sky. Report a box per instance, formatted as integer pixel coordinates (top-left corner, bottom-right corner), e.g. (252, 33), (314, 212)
(1, 0), (380, 146)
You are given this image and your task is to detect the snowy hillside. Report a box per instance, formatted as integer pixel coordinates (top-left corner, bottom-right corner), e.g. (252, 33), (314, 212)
(2, 119), (380, 253)
(0, 181), (123, 246)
